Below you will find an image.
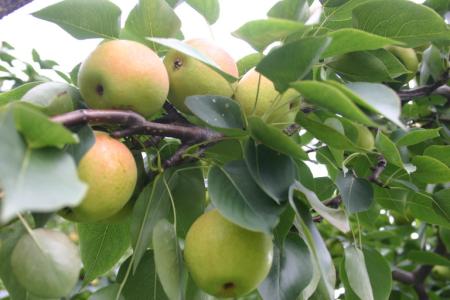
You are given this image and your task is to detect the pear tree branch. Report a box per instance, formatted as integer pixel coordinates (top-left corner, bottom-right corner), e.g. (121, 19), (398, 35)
(398, 70), (450, 102)
(51, 109), (223, 143)
(0, 0), (33, 19)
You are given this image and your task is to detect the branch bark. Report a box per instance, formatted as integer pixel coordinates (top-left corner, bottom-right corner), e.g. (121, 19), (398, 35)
(0, 0), (33, 19)
(52, 109), (223, 143)
(398, 70), (450, 102)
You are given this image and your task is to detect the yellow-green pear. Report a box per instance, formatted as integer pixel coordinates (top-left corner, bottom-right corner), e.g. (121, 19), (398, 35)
(354, 124), (375, 150)
(60, 132), (137, 222)
(21, 82), (80, 116)
(78, 40), (169, 117)
(163, 38), (238, 113)
(233, 68), (300, 125)
(184, 209), (273, 298)
(386, 46), (419, 80)
(11, 229), (81, 298)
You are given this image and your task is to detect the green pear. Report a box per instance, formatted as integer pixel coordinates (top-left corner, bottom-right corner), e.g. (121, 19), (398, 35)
(163, 39), (238, 114)
(184, 209), (273, 298)
(233, 68), (300, 126)
(60, 132), (137, 222)
(78, 40), (169, 117)
(432, 265), (450, 281)
(386, 46), (419, 80)
(354, 124), (374, 151)
(11, 229), (81, 298)
(21, 81), (81, 116)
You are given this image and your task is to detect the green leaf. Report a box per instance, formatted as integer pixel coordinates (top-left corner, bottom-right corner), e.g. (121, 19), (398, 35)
(232, 18), (306, 52)
(186, 0), (220, 24)
(408, 191), (450, 227)
(420, 44), (446, 85)
(185, 95), (245, 135)
(13, 103), (78, 149)
(121, 0), (181, 51)
(88, 284), (124, 300)
(244, 140), (296, 204)
(117, 251), (168, 300)
(78, 222), (131, 283)
(236, 53), (264, 76)
(259, 233), (313, 300)
(0, 82), (44, 106)
(130, 173), (171, 270)
(321, 0), (374, 30)
(32, 0), (122, 40)
(344, 246), (374, 300)
(342, 82), (405, 129)
(169, 164), (205, 238)
(0, 222), (28, 300)
(396, 128), (441, 146)
(152, 219), (185, 300)
(353, 0), (450, 47)
(291, 181), (350, 233)
(149, 38), (237, 82)
(208, 160), (284, 233)
(322, 29), (401, 58)
(65, 125), (95, 164)
(256, 36), (331, 91)
(407, 250), (450, 267)
(363, 248), (392, 300)
(291, 81), (375, 126)
(434, 189), (450, 223)
(248, 116), (308, 160)
(327, 51), (393, 82)
(0, 109), (87, 223)
(375, 131), (404, 168)
(424, 145), (450, 167)
(336, 172), (373, 213)
(267, 0), (310, 22)
(296, 112), (359, 150)
(411, 155), (450, 184)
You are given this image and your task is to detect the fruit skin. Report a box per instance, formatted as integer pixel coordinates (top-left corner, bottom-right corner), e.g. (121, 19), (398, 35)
(386, 46), (419, 80)
(163, 38), (238, 114)
(21, 82), (81, 116)
(354, 124), (374, 151)
(78, 40), (169, 117)
(184, 209), (273, 298)
(233, 68), (300, 126)
(60, 132), (137, 222)
(11, 229), (81, 298)
(432, 265), (450, 281)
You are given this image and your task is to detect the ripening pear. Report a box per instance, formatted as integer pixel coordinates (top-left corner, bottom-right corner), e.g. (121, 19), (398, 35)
(78, 40), (169, 117)
(11, 229), (81, 298)
(21, 82), (81, 116)
(385, 46), (419, 81)
(233, 68), (300, 126)
(354, 124), (375, 151)
(163, 38), (238, 113)
(60, 131), (137, 222)
(184, 209), (273, 298)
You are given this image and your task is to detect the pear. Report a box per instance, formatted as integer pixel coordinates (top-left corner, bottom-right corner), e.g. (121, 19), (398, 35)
(11, 229), (81, 298)
(233, 68), (300, 126)
(163, 38), (238, 113)
(78, 40), (169, 117)
(21, 81), (81, 116)
(385, 46), (419, 81)
(184, 209), (273, 298)
(60, 131), (137, 222)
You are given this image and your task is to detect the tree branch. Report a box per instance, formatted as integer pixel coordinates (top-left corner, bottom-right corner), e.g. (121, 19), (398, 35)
(398, 70), (450, 102)
(51, 109), (223, 143)
(0, 0), (33, 19)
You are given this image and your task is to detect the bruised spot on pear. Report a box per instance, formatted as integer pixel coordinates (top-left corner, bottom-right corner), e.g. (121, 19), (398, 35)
(95, 84), (104, 96)
(174, 58), (183, 70)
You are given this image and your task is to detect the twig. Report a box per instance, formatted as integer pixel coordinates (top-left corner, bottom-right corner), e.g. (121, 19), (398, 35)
(398, 70), (449, 102)
(161, 101), (189, 124)
(0, 0), (33, 19)
(52, 109), (223, 143)
(368, 155), (387, 186)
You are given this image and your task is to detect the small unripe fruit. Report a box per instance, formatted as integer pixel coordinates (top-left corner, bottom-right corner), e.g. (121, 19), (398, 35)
(78, 40), (169, 117)
(11, 229), (81, 298)
(386, 46), (419, 81)
(184, 209), (273, 298)
(163, 39), (238, 113)
(233, 68), (300, 125)
(60, 132), (137, 222)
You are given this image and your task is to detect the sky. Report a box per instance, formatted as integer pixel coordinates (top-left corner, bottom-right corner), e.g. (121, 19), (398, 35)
(0, 0), (295, 71)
